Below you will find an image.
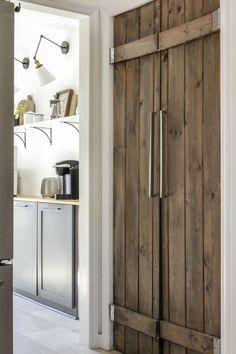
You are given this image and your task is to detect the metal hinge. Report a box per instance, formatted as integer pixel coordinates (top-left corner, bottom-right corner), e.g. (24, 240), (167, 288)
(109, 48), (115, 64)
(110, 304), (115, 321)
(214, 338), (221, 354)
(213, 8), (221, 31)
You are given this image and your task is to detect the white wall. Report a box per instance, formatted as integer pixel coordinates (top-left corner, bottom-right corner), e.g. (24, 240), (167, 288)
(15, 122), (79, 195)
(14, 8), (80, 118)
(14, 7), (80, 196)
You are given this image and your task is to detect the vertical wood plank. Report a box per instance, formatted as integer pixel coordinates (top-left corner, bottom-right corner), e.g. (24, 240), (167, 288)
(153, 3), (161, 354)
(168, 2), (186, 354)
(139, 3), (155, 354)
(203, 0), (220, 15)
(113, 14), (127, 353)
(168, 0), (185, 28)
(185, 39), (204, 354)
(168, 44), (186, 354)
(161, 2), (169, 354)
(185, 3), (204, 354)
(203, 32), (221, 338)
(125, 8), (140, 354)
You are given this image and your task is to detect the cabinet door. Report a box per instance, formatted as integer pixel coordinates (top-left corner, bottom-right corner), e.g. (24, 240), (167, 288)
(38, 204), (74, 309)
(13, 202), (37, 295)
(0, 265), (13, 354)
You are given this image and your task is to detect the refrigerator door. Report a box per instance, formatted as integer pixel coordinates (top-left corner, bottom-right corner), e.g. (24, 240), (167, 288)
(0, 1), (14, 261)
(0, 265), (13, 354)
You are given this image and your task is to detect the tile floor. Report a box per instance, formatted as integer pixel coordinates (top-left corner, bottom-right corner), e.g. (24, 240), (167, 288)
(14, 295), (119, 354)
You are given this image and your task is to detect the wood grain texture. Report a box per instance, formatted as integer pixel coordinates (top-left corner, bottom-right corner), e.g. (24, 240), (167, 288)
(203, 0), (220, 15)
(159, 13), (217, 51)
(185, 4), (204, 354)
(139, 4), (155, 353)
(125, 8), (140, 354)
(114, 34), (158, 64)
(185, 39), (204, 354)
(203, 32), (221, 338)
(160, 321), (217, 354)
(113, 305), (159, 339)
(113, 13), (127, 353)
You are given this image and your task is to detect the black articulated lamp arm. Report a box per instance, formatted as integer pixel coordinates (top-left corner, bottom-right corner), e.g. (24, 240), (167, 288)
(33, 35), (70, 61)
(14, 57), (30, 69)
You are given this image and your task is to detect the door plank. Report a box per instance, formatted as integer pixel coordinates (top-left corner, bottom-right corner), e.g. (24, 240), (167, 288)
(153, 3), (161, 354)
(203, 32), (221, 338)
(168, 3), (186, 354)
(160, 321), (217, 354)
(161, 3), (170, 354)
(159, 13), (217, 51)
(185, 3), (204, 354)
(113, 13), (127, 353)
(203, 0), (220, 14)
(185, 38), (204, 354)
(112, 305), (159, 339)
(139, 3), (155, 354)
(125, 8), (140, 354)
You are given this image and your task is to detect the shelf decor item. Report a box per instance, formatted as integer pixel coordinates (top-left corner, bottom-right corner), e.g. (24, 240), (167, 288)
(33, 35), (70, 87)
(15, 95), (35, 125)
(55, 89), (74, 117)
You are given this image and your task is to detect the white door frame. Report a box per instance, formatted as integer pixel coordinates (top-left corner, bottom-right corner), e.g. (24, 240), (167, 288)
(17, 0), (232, 352)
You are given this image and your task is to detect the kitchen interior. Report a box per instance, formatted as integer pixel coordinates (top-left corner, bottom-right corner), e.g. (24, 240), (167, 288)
(13, 3), (83, 353)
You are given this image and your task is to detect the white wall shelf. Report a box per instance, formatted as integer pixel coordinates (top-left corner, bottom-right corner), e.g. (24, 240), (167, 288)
(14, 115), (79, 148)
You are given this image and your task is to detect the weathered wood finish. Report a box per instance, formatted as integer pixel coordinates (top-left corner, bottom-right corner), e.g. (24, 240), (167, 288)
(160, 322), (216, 354)
(112, 11), (219, 63)
(113, 1), (221, 353)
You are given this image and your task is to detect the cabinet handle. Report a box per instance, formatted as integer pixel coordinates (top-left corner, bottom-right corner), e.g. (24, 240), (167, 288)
(42, 207), (62, 211)
(16, 205), (28, 208)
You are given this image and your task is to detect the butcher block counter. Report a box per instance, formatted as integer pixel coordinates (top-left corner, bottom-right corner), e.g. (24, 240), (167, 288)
(14, 195), (80, 206)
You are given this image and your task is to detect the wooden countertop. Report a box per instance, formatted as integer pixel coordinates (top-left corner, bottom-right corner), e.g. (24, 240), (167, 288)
(14, 196), (80, 206)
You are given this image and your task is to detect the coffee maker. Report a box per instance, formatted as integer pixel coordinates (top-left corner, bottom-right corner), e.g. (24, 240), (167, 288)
(54, 160), (79, 199)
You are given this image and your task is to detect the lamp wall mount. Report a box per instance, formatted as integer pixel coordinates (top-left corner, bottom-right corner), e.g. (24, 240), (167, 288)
(33, 35), (70, 62)
(14, 57), (30, 69)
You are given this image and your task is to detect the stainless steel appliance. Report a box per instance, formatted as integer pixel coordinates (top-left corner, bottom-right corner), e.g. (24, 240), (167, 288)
(41, 178), (59, 198)
(50, 99), (61, 119)
(54, 161), (79, 200)
(0, 2), (14, 353)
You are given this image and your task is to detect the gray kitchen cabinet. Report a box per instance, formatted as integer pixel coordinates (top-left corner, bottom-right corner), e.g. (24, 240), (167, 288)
(13, 201), (37, 295)
(38, 203), (74, 309)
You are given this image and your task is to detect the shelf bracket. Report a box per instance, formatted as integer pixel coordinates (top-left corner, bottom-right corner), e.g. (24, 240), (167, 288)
(31, 126), (52, 145)
(61, 121), (80, 134)
(14, 131), (27, 148)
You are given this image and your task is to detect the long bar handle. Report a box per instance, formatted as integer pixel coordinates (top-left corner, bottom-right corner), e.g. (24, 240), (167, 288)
(160, 111), (163, 199)
(149, 112), (156, 198)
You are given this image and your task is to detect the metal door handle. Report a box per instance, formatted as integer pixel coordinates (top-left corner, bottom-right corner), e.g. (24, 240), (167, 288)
(16, 205), (28, 208)
(149, 112), (156, 198)
(160, 111), (163, 199)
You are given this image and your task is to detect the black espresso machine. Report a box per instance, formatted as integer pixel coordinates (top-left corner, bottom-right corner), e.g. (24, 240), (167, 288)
(54, 160), (79, 199)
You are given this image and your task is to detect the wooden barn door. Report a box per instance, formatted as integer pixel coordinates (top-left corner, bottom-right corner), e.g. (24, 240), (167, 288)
(112, 1), (221, 354)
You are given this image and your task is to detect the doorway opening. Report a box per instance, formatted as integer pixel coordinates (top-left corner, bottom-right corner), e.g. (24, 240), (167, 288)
(13, 3), (92, 353)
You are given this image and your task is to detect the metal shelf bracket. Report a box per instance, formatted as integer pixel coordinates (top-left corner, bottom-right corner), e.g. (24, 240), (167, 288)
(61, 121), (80, 134)
(31, 126), (52, 145)
(14, 131), (27, 148)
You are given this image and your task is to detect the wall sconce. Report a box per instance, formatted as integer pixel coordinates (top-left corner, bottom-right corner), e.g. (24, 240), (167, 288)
(14, 57), (30, 94)
(33, 35), (70, 87)
(14, 57), (30, 69)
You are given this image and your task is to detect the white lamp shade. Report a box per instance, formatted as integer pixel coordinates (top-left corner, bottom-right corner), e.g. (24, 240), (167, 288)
(36, 65), (56, 87)
(14, 85), (20, 94)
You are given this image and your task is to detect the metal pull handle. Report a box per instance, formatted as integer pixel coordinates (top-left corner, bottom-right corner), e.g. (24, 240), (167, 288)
(16, 205), (28, 208)
(149, 112), (156, 198)
(160, 111), (163, 199)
